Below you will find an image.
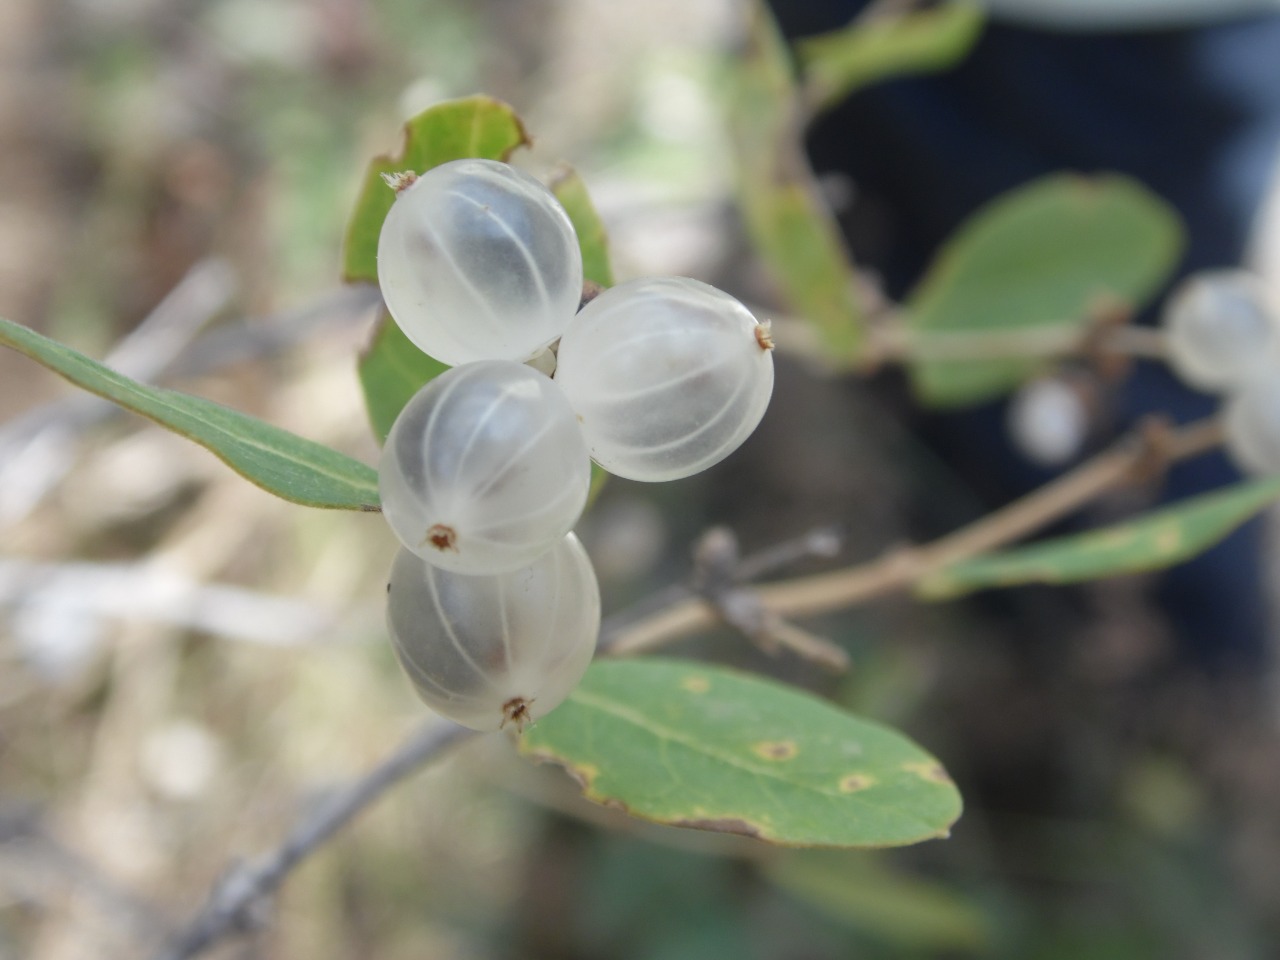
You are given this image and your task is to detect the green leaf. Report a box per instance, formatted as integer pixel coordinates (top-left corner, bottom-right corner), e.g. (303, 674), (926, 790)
(766, 851), (989, 951)
(357, 311), (449, 444)
(797, 3), (985, 114)
(919, 476), (1280, 600)
(341, 96), (530, 283)
(905, 174), (1184, 407)
(728, 1), (865, 362)
(520, 659), (961, 848)
(0, 316), (380, 511)
(551, 166), (614, 288)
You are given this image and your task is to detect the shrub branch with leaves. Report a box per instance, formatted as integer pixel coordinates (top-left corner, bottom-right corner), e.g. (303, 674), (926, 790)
(3, 5), (1277, 957)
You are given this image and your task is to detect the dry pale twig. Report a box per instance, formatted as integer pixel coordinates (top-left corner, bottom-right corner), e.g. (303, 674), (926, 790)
(687, 527), (850, 672)
(152, 721), (472, 960)
(0, 275), (381, 530)
(606, 415), (1223, 655)
(0, 557), (335, 648)
(0, 259), (237, 527)
(859, 316), (1168, 369)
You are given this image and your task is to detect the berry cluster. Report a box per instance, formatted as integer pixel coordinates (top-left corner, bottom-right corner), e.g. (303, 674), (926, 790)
(376, 159), (775, 731)
(1161, 270), (1280, 476)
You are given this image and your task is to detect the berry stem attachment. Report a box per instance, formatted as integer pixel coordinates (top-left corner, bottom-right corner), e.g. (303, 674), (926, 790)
(422, 523), (457, 552)
(380, 170), (418, 193)
(154, 722), (471, 960)
(690, 527), (847, 672)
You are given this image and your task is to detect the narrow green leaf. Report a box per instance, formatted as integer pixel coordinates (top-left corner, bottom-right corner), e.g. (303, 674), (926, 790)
(520, 659), (961, 848)
(919, 476), (1280, 599)
(766, 851), (989, 951)
(728, 1), (865, 361)
(341, 96), (531, 283)
(0, 316), (380, 510)
(552, 166), (614, 288)
(905, 174), (1184, 407)
(358, 311), (449, 444)
(797, 3), (985, 114)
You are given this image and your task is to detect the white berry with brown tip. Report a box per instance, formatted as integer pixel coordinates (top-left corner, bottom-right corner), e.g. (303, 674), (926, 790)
(377, 158), (584, 366)
(553, 277), (775, 482)
(379, 360), (591, 574)
(386, 534), (600, 732)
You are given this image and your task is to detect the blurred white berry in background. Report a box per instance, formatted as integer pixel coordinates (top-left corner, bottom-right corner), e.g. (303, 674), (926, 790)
(1007, 375), (1090, 468)
(1162, 269), (1280, 393)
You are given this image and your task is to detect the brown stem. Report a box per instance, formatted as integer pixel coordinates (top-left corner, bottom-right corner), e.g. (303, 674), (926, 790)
(863, 320), (1168, 367)
(153, 723), (472, 960)
(608, 415), (1223, 654)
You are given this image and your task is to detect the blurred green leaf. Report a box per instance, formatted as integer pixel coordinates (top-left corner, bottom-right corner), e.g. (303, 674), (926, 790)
(906, 174), (1184, 407)
(552, 166), (614, 288)
(521, 659), (961, 848)
(767, 850), (989, 951)
(341, 95), (530, 283)
(798, 2), (985, 114)
(919, 475), (1280, 599)
(357, 311), (449, 444)
(728, 1), (865, 361)
(0, 316), (380, 511)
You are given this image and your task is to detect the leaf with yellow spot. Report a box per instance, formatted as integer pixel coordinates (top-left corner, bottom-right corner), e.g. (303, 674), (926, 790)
(520, 659), (961, 848)
(919, 475), (1280, 599)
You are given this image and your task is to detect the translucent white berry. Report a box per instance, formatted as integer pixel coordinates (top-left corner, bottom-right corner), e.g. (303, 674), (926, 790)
(1006, 376), (1089, 467)
(379, 361), (591, 574)
(1224, 378), (1280, 476)
(1163, 270), (1279, 393)
(377, 158), (584, 366)
(386, 533), (600, 732)
(552, 277), (775, 482)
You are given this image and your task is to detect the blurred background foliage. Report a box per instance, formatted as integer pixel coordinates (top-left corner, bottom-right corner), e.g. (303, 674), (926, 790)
(1, 1), (1279, 959)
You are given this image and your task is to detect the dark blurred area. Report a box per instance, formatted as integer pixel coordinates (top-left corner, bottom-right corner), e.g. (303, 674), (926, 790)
(771, 0), (1280, 673)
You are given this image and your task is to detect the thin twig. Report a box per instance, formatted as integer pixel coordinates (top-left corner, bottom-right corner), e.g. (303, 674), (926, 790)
(688, 528), (850, 671)
(607, 415), (1223, 655)
(0, 260), (237, 527)
(0, 557), (335, 648)
(0, 805), (167, 940)
(734, 524), (842, 580)
(153, 721), (471, 960)
(862, 319), (1168, 367)
(167, 284), (381, 379)
(598, 525), (845, 659)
